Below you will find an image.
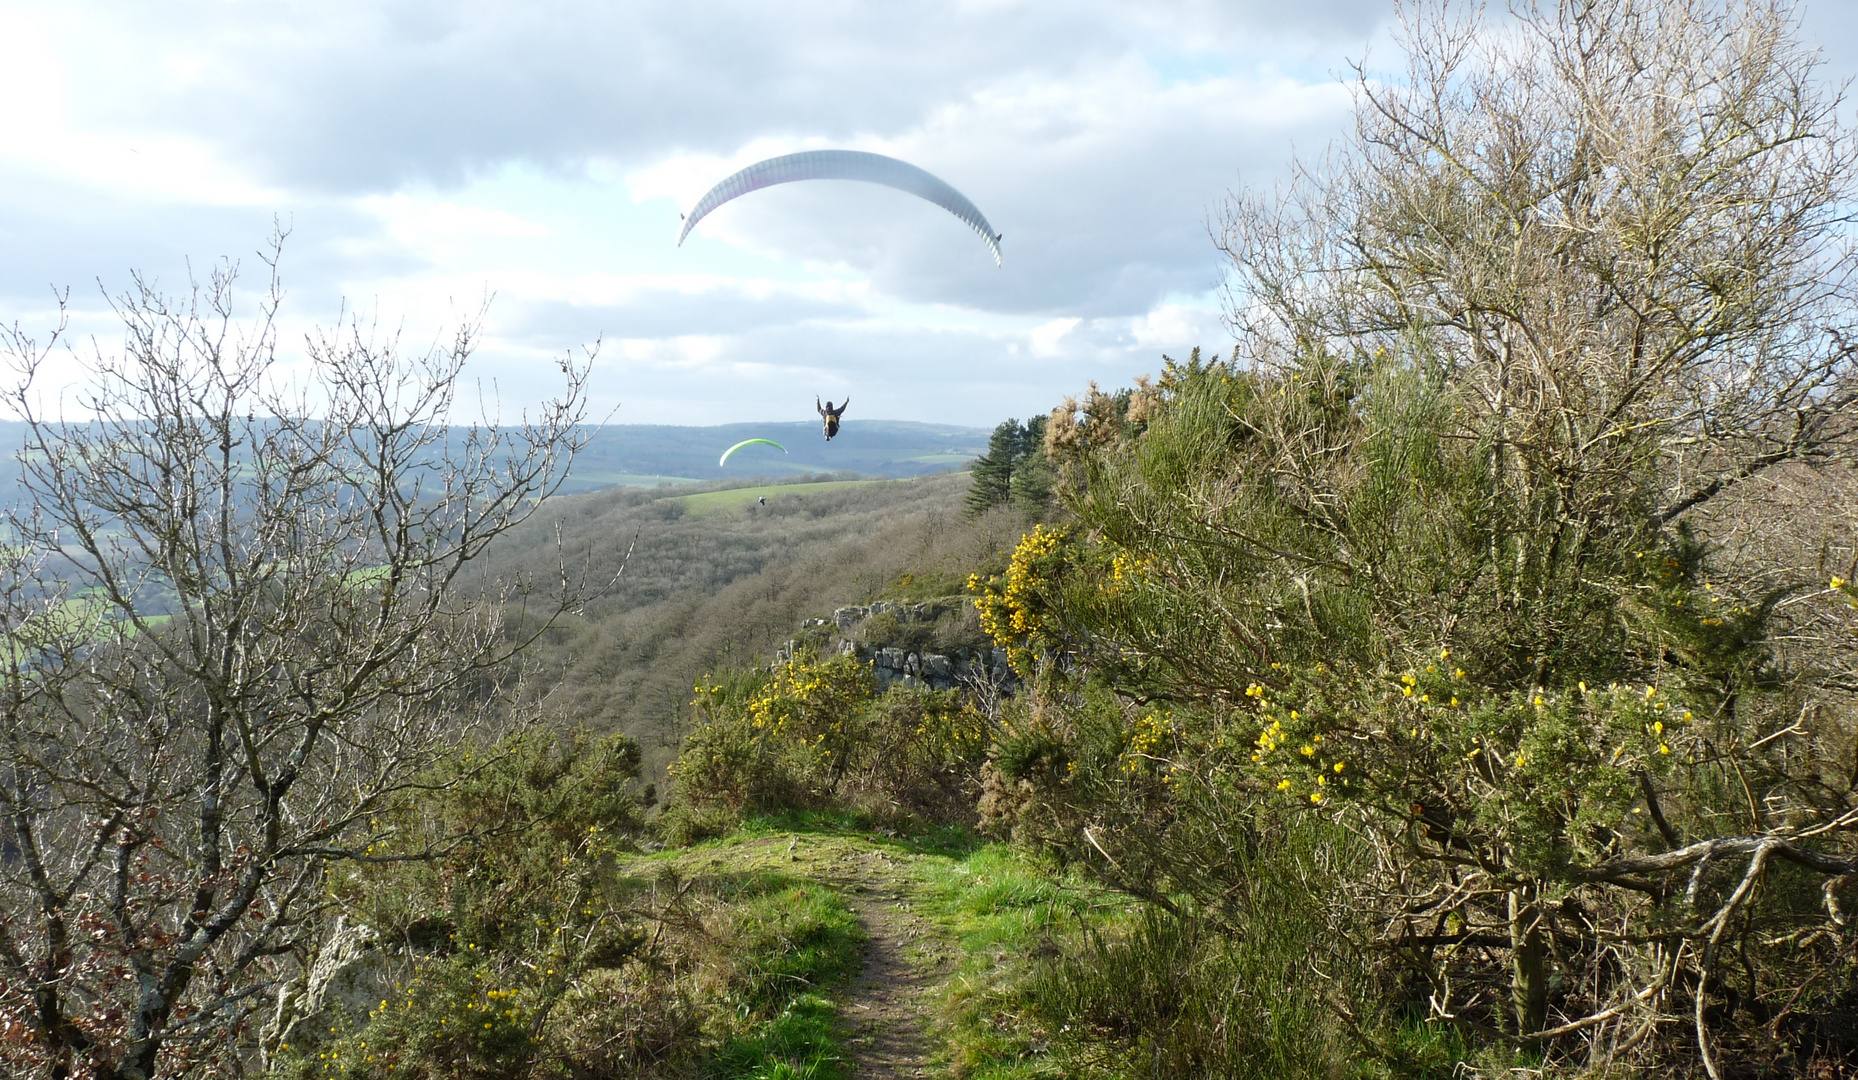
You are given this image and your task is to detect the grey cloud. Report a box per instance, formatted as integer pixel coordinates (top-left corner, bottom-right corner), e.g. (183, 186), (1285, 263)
(7, 0), (1383, 328)
(496, 288), (869, 345)
(691, 77), (1327, 317)
(51, 0), (1390, 194)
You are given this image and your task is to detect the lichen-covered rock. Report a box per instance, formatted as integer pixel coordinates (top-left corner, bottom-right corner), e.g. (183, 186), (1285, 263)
(922, 654), (953, 680)
(262, 917), (397, 1063)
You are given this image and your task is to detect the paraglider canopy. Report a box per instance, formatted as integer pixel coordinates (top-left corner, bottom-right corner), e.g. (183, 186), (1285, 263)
(677, 150), (1002, 267)
(718, 438), (788, 467)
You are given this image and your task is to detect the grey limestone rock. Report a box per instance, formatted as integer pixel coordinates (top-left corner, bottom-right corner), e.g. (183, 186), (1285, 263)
(262, 917), (397, 1063)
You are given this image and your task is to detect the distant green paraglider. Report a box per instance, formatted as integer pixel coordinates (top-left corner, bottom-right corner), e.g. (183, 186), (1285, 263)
(719, 438), (788, 467)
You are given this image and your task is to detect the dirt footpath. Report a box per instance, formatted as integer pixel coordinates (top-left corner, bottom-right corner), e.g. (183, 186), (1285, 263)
(830, 849), (958, 1079)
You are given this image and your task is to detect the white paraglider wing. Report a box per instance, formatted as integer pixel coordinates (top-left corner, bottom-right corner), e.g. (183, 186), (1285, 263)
(677, 150), (1002, 267)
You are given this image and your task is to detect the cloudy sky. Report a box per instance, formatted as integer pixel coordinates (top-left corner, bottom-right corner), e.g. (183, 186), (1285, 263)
(1, 1), (1853, 427)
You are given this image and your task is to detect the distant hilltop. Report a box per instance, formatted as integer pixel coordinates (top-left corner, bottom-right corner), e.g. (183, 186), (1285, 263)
(0, 419), (991, 499)
(560, 419), (989, 492)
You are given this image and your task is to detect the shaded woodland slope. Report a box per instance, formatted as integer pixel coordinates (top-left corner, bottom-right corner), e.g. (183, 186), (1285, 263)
(561, 419), (988, 489)
(480, 472), (1026, 779)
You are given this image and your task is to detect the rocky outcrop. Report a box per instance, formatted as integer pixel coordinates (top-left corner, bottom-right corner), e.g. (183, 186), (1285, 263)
(863, 643), (1015, 691)
(773, 597), (1019, 693)
(261, 916), (401, 1063)
(829, 598), (963, 629)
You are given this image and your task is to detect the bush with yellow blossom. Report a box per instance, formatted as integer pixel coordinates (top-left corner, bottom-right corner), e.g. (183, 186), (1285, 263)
(969, 523), (1073, 678)
(666, 648), (993, 839)
(974, 337), (1858, 1060)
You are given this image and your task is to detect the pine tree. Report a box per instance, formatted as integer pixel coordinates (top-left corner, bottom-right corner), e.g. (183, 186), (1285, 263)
(966, 418), (1021, 516)
(1009, 414), (1053, 513)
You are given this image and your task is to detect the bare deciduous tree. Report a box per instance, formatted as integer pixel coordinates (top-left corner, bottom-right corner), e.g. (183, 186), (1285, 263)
(973, 2), (1858, 1075)
(1207, 0), (1858, 1067)
(1224, 0), (1858, 524)
(0, 238), (592, 1079)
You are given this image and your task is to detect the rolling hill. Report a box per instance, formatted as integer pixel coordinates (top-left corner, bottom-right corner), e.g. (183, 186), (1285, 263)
(558, 420), (990, 491)
(478, 471), (1029, 780)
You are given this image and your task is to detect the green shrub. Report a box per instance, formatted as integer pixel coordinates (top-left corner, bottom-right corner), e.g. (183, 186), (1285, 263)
(665, 650), (991, 837)
(1027, 908), (1338, 1080)
(269, 729), (679, 1079)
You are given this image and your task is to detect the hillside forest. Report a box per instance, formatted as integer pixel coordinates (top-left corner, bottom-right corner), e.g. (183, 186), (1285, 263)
(6, 2), (1858, 1078)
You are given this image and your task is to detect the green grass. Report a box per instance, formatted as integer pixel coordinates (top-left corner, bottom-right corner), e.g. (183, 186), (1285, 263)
(609, 842), (865, 1080)
(911, 846), (1099, 1080)
(691, 816), (1381, 1080)
(630, 815), (1403, 1080)
(344, 564), (392, 587)
(713, 993), (845, 1080)
(706, 872), (861, 1079)
(671, 479), (905, 519)
(624, 816), (1472, 1080)
(645, 815), (1118, 1080)
(560, 470), (703, 490)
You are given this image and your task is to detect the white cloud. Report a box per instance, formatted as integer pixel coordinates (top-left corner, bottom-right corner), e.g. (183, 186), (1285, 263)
(1130, 302), (1226, 352)
(7, 1), (1840, 429)
(1029, 317), (1081, 357)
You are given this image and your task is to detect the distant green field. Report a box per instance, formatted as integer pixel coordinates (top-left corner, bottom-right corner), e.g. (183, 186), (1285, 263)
(559, 470), (704, 492)
(670, 478), (903, 519)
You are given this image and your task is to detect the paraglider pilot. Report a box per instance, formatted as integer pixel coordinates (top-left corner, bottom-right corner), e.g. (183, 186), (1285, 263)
(817, 396), (849, 441)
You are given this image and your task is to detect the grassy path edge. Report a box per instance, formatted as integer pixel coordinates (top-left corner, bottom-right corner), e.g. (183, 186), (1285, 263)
(622, 819), (1111, 1079)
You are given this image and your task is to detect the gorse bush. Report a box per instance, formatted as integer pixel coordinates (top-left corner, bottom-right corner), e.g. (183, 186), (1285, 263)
(268, 729), (870, 1080)
(667, 654), (875, 834)
(269, 729), (673, 1079)
(968, 1), (1858, 1070)
(666, 650), (992, 840)
(977, 349), (1858, 1070)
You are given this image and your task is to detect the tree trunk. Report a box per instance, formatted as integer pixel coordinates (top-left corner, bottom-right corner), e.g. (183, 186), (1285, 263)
(1510, 887), (1549, 1035)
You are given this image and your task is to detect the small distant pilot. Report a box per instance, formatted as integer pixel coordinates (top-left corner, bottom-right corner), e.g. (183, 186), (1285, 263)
(816, 396), (850, 441)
